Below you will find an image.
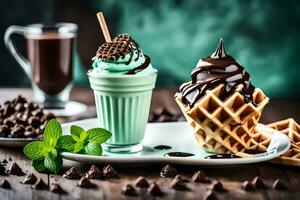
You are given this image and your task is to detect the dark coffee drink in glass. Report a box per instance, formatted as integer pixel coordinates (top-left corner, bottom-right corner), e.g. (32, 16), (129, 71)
(27, 31), (74, 96)
(5, 23), (78, 109)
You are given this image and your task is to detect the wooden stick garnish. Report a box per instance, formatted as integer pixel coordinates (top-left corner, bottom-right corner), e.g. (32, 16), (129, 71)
(96, 12), (112, 42)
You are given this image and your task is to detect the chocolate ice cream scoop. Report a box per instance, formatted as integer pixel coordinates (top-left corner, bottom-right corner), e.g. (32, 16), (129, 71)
(178, 39), (255, 108)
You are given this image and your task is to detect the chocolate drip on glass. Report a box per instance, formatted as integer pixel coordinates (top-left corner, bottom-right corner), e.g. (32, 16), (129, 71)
(179, 39), (255, 108)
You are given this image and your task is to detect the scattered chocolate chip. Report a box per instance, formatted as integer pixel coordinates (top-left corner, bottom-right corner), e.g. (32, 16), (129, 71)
(251, 176), (267, 189)
(50, 183), (67, 194)
(209, 181), (226, 192)
(148, 182), (164, 196)
(192, 170), (210, 183)
(204, 191), (218, 200)
(0, 163), (6, 174)
(2, 159), (8, 164)
(122, 184), (137, 196)
(241, 181), (255, 191)
(21, 173), (37, 184)
(85, 165), (103, 179)
(8, 162), (25, 176)
(32, 178), (48, 190)
(160, 164), (177, 178)
(62, 167), (82, 179)
(76, 177), (96, 188)
(273, 179), (286, 190)
(170, 177), (189, 190)
(103, 165), (119, 178)
(135, 176), (149, 188)
(0, 179), (11, 189)
(8, 157), (12, 161)
(174, 175), (189, 182)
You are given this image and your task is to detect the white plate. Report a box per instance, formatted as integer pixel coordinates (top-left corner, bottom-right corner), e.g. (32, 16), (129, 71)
(61, 118), (290, 166)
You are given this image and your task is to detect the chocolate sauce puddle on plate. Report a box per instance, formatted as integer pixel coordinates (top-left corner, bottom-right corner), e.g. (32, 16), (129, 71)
(164, 152), (194, 157)
(244, 150), (267, 154)
(205, 154), (241, 159)
(154, 145), (172, 150)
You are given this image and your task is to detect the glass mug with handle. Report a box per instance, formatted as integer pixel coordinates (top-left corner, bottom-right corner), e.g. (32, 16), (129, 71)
(4, 23), (78, 111)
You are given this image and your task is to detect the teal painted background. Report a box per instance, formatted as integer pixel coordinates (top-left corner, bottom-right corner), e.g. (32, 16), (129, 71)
(89, 0), (300, 98)
(1, 0), (299, 99)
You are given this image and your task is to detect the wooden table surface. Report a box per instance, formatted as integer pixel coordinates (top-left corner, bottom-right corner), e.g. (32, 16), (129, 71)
(0, 87), (299, 200)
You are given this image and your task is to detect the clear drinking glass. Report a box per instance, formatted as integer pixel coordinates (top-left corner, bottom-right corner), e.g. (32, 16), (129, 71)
(4, 23), (80, 112)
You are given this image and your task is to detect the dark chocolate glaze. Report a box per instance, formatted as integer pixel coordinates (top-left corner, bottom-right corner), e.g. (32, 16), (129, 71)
(244, 149), (267, 154)
(205, 154), (241, 159)
(154, 145), (172, 150)
(164, 152), (195, 157)
(178, 39), (255, 108)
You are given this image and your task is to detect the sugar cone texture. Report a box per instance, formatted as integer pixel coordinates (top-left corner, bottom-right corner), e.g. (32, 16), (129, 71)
(267, 118), (300, 167)
(176, 84), (269, 154)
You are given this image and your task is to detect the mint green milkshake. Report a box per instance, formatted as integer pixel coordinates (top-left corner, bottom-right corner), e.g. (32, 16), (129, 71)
(87, 34), (157, 153)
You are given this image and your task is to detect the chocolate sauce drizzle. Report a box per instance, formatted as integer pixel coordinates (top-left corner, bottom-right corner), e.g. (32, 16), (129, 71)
(179, 39), (255, 108)
(126, 55), (151, 75)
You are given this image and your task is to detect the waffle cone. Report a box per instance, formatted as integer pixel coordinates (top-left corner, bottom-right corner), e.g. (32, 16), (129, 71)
(176, 84), (269, 154)
(267, 118), (300, 167)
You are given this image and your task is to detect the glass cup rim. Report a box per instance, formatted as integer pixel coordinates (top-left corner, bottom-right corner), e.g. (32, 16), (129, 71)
(25, 22), (78, 35)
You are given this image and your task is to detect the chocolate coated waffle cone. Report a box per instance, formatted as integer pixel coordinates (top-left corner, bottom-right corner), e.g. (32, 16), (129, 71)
(267, 118), (300, 167)
(176, 84), (269, 154)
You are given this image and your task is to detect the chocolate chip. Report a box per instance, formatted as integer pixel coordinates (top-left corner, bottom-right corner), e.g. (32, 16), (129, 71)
(2, 159), (8, 164)
(85, 165), (103, 179)
(170, 177), (189, 190)
(273, 179), (286, 190)
(135, 176), (149, 188)
(122, 184), (137, 196)
(11, 125), (25, 138)
(0, 125), (9, 137)
(63, 167), (82, 179)
(24, 130), (36, 137)
(3, 118), (14, 128)
(0, 163), (6, 175)
(148, 182), (164, 196)
(209, 181), (226, 192)
(15, 103), (26, 112)
(160, 164), (177, 178)
(192, 170), (210, 183)
(204, 191), (218, 200)
(43, 112), (56, 121)
(28, 116), (41, 128)
(241, 181), (255, 191)
(0, 179), (11, 189)
(8, 162), (25, 176)
(50, 183), (67, 194)
(103, 165), (119, 178)
(32, 178), (48, 190)
(14, 95), (27, 104)
(76, 177), (96, 188)
(251, 176), (266, 189)
(21, 173), (37, 184)
(174, 175), (189, 182)
(32, 108), (44, 118)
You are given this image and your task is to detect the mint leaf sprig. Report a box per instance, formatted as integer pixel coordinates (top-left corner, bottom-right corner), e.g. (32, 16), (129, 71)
(23, 119), (112, 174)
